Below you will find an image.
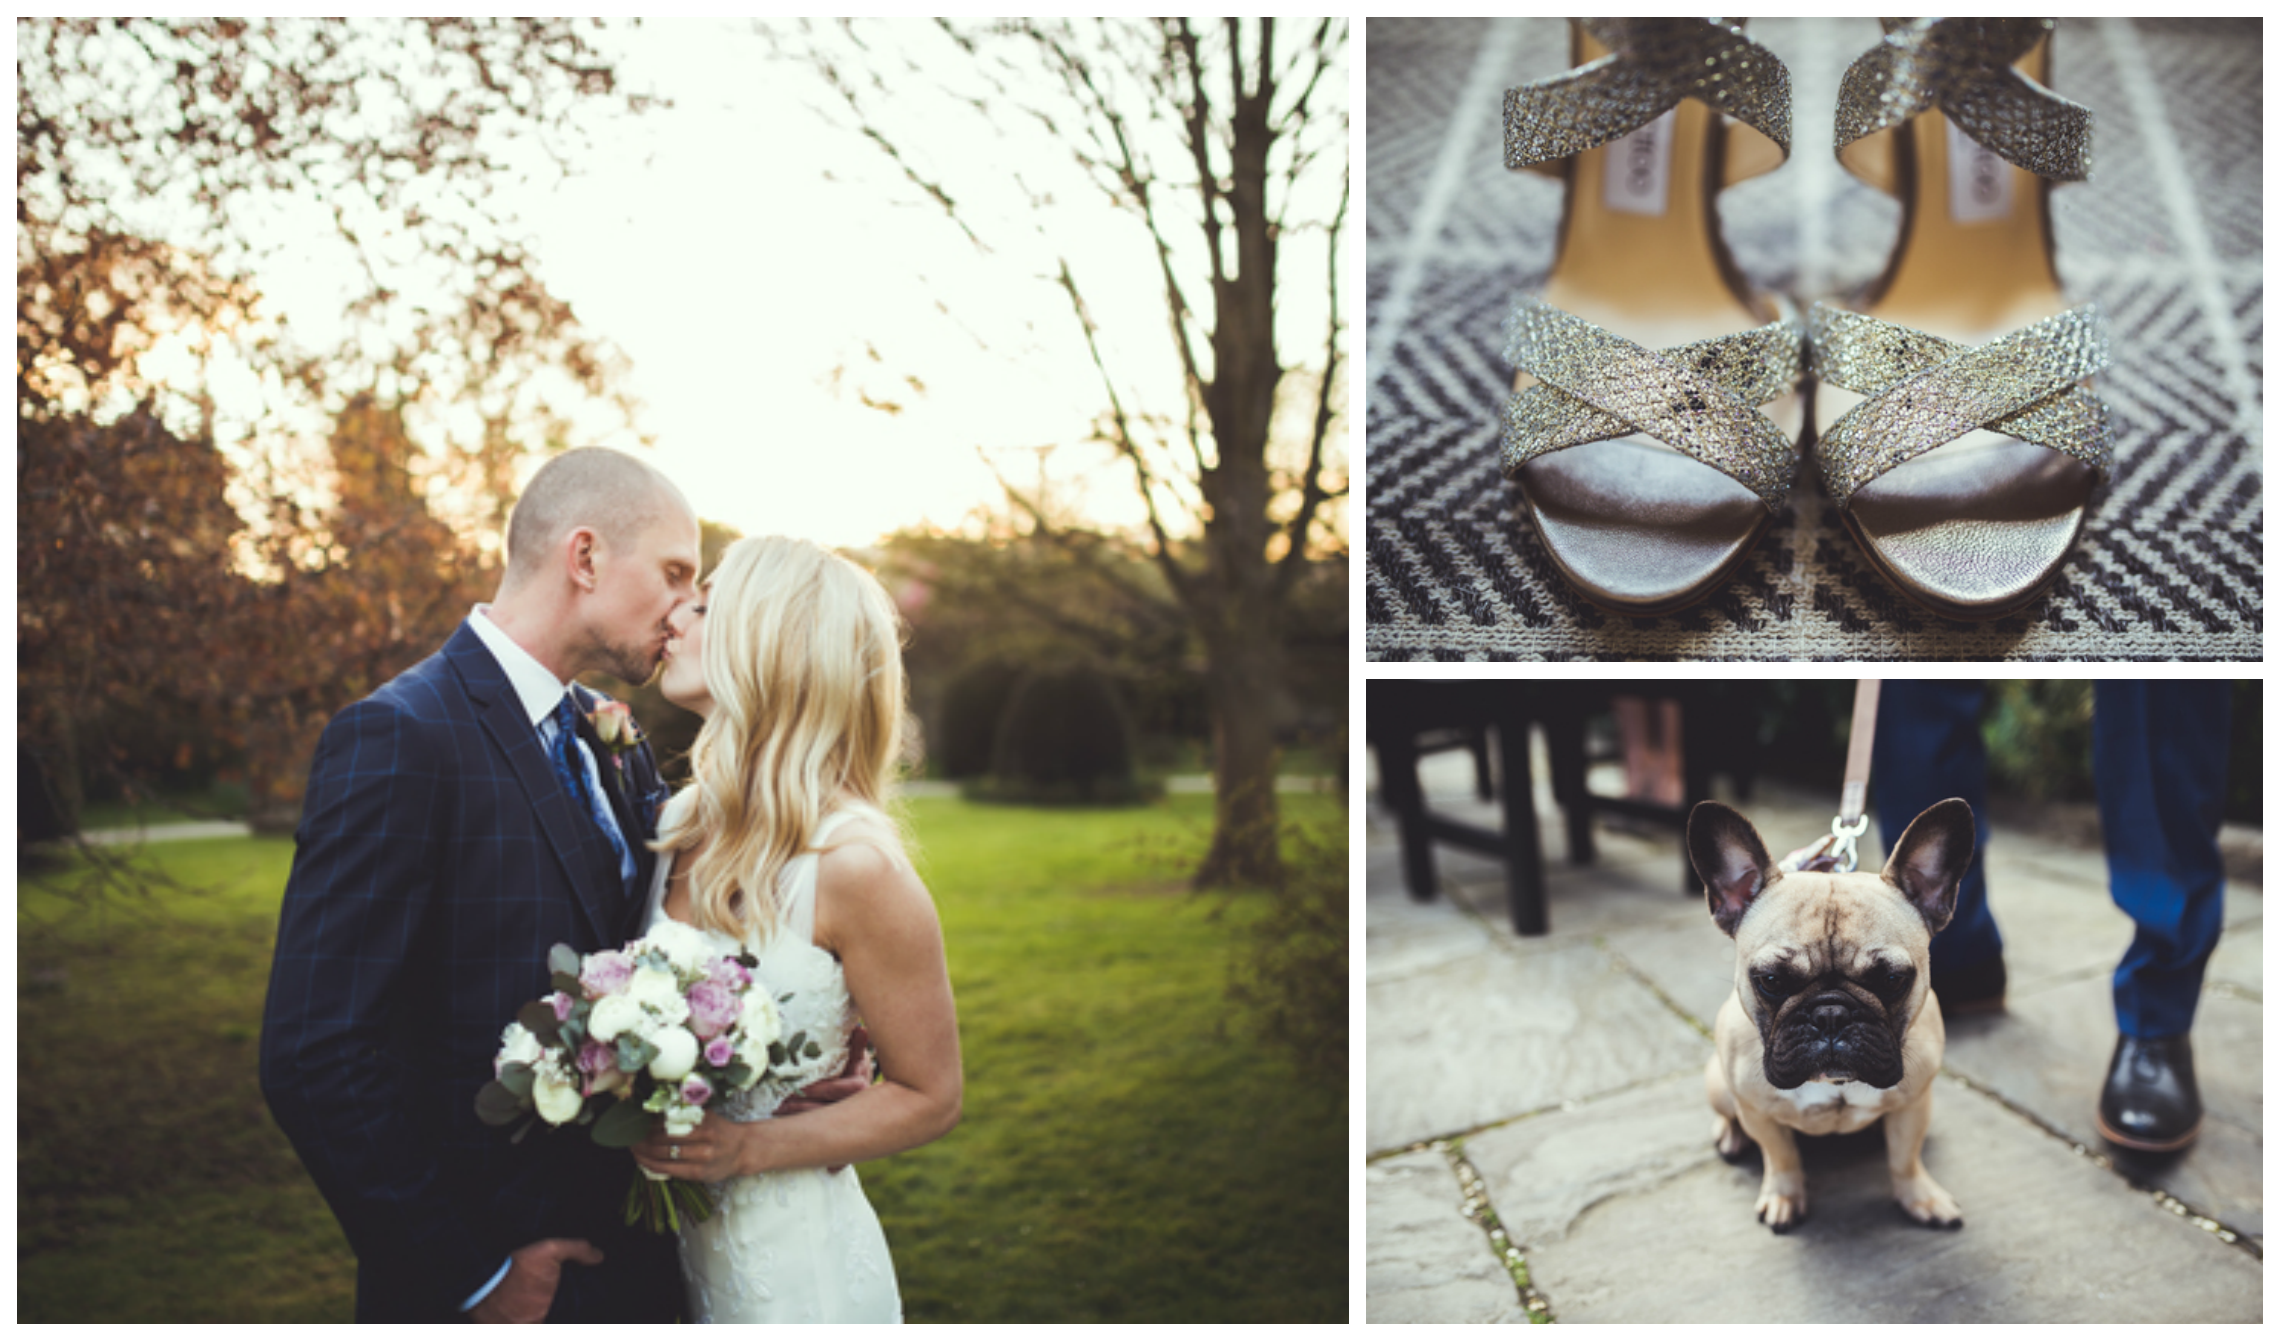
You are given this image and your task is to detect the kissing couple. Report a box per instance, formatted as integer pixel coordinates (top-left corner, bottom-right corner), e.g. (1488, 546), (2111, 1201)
(261, 448), (962, 1322)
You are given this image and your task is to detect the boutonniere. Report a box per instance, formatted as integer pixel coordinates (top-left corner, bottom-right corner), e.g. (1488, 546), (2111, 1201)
(588, 700), (643, 767)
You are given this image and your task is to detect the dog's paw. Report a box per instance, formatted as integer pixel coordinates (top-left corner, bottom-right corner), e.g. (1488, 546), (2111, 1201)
(1711, 1115), (1755, 1163)
(1755, 1176), (1807, 1232)
(1894, 1174), (1963, 1229)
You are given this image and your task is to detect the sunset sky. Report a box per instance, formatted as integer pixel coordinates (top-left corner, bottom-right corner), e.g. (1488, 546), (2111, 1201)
(137, 19), (1349, 552)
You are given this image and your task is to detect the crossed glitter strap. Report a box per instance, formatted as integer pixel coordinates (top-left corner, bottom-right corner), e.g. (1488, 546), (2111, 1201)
(1809, 302), (2112, 509)
(1837, 18), (2093, 185)
(1504, 19), (1791, 177)
(1500, 299), (1806, 508)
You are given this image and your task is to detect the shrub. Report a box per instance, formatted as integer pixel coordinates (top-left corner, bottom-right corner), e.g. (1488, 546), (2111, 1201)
(933, 660), (1026, 780)
(1217, 821), (1347, 1086)
(968, 665), (1157, 805)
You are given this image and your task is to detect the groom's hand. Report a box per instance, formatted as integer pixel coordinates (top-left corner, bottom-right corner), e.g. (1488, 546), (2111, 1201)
(774, 1025), (875, 1175)
(469, 1238), (604, 1324)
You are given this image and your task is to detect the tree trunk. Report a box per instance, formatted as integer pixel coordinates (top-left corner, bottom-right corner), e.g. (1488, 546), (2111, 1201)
(1192, 623), (1285, 889)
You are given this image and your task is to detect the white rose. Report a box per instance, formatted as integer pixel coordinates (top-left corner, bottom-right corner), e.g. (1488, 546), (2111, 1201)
(533, 1068), (584, 1124)
(497, 1021), (545, 1073)
(642, 920), (710, 976)
(628, 967), (692, 1027)
(588, 994), (647, 1044)
(648, 1025), (700, 1082)
(737, 991), (782, 1049)
(664, 1100), (704, 1139)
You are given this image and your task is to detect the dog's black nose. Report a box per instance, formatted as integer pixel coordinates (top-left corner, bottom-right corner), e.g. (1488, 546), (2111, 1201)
(1805, 998), (1860, 1030)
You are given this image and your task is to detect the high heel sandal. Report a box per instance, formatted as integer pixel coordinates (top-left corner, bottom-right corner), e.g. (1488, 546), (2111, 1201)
(1498, 19), (1806, 617)
(1811, 18), (2111, 621)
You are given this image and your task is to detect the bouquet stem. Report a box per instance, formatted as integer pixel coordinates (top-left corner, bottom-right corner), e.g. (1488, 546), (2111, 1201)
(626, 1173), (717, 1233)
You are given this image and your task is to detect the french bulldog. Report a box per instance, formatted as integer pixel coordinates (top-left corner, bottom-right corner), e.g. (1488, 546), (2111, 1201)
(1690, 797), (1973, 1233)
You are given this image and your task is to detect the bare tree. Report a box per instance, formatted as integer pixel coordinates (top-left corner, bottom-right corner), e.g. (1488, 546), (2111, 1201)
(801, 18), (1349, 888)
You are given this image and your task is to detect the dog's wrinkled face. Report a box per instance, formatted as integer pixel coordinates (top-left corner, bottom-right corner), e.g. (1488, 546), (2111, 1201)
(1740, 904), (1920, 1088)
(1689, 799), (1976, 1092)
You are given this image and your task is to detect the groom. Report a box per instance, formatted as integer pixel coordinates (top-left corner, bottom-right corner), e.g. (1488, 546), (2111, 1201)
(263, 448), (700, 1321)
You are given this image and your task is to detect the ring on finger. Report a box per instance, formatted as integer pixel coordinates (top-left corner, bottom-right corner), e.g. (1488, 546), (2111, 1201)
(671, 1145), (681, 1160)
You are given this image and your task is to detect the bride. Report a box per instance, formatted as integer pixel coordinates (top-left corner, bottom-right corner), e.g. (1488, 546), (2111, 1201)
(629, 535), (962, 1323)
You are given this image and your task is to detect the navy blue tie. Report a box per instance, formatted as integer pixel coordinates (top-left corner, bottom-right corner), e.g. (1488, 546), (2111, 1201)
(550, 694), (632, 878)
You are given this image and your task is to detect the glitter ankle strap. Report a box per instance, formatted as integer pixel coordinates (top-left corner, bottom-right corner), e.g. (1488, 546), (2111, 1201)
(1836, 18), (2094, 187)
(1503, 19), (1791, 181)
(1808, 302), (2112, 509)
(1500, 298), (1806, 508)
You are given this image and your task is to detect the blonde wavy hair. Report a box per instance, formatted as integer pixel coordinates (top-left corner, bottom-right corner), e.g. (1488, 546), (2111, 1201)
(655, 535), (909, 944)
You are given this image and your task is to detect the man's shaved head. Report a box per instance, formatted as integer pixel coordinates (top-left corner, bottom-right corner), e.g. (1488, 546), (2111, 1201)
(503, 447), (688, 589)
(491, 446), (702, 684)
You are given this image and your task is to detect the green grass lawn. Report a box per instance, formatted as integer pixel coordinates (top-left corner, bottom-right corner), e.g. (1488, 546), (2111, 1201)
(18, 793), (1346, 1323)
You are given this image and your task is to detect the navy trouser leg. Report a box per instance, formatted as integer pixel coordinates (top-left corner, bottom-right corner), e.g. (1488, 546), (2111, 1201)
(1872, 681), (2001, 973)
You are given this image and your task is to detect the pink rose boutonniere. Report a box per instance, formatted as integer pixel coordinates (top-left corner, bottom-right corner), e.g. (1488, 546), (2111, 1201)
(589, 700), (641, 767)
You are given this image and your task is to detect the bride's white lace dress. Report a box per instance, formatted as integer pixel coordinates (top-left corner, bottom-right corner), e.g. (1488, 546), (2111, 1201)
(643, 801), (903, 1323)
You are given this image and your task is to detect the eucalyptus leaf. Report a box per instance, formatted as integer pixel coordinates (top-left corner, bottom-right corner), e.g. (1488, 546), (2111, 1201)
(518, 1000), (562, 1047)
(497, 1062), (536, 1099)
(591, 1096), (655, 1148)
(471, 1071), (524, 1126)
(804, 1041), (821, 1060)
(551, 971), (583, 997)
(548, 944), (582, 978)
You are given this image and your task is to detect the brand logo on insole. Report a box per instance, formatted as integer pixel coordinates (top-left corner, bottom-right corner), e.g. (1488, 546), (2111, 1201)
(1947, 120), (2013, 225)
(1603, 108), (1676, 218)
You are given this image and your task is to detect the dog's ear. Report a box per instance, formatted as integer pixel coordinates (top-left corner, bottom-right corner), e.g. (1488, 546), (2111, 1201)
(1882, 798), (1976, 936)
(1688, 801), (1776, 938)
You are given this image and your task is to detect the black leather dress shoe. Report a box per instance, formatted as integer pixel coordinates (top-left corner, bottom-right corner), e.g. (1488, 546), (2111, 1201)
(2096, 1034), (2203, 1152)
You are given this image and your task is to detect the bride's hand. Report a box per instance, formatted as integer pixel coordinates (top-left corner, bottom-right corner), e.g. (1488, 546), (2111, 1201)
(631, 1111), (756, 1185)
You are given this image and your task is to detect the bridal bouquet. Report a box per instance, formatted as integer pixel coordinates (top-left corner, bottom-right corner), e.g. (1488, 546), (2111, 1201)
(477, 920), (826, 1231)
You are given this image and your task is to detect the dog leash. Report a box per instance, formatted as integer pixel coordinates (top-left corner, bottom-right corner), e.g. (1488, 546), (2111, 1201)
(1778, 679), (1880, 875)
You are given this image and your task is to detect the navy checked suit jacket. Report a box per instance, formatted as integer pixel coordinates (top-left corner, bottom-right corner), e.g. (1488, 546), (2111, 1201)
(260, 621), (680, 1321)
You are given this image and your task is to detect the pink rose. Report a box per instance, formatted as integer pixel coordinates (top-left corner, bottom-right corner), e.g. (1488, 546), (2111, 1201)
(549, 991), (575, 1023)
(686, 980), (740, 1040)
(707, 957), (752, 992)
(680, 1075), (714, 1107)
(580, 950), (635, 999)
(704, 1036), (735, 1068)
(591, 700), (638, 750)
(578, 1039), (625, 1097)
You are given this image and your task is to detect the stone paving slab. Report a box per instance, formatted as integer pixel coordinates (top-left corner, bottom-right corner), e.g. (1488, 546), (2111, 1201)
(1365, 1150), (1531, 1324)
